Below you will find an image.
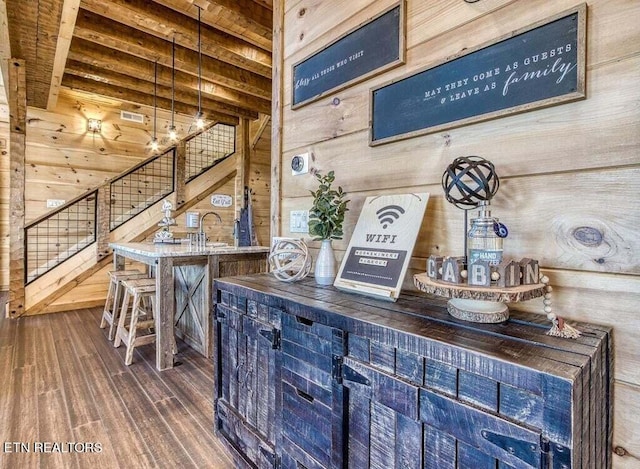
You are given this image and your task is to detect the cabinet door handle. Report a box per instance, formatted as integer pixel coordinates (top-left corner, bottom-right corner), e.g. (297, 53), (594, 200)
(295, 315), (314, 327)
(295, 388), (315, 403)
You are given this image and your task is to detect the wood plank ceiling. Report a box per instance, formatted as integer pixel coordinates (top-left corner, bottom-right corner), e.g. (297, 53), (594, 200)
(4, 0), (273, 125)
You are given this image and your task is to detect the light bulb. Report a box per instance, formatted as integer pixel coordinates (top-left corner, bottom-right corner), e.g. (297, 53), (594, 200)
(150, 137), (159, 152)
(168, 125), (177, 141)
(195, 111), (205, 130)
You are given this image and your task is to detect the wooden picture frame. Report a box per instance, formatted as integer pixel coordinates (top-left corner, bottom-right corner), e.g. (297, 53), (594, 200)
(369, 4), (587, 146)
(291, 1), (406, 109)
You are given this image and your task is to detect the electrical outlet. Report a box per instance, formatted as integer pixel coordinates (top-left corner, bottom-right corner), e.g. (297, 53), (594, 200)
(47, 199), (65, 208)
(291, 153), (309, 175)
(290, 210), (309, 233)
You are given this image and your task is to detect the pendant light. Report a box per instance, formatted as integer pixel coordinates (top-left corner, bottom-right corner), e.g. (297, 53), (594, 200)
(194, 6), (205, 130)
(168, 37), (178, 141)
(150, 60), (159, 152)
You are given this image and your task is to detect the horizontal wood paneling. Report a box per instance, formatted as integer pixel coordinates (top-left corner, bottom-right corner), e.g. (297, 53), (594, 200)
(282, 49), (638, 157)
(282, 167), (640, 275)
(277, 0), (640, 466)
(23, 88), (197, 222)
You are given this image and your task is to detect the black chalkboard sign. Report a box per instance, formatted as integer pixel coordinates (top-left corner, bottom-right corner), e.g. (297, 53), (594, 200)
(292, 2), (405, 109)
(370, 5), (586, 145)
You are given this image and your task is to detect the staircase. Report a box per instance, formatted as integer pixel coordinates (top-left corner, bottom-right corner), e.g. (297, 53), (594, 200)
(18, 122), (239, 316)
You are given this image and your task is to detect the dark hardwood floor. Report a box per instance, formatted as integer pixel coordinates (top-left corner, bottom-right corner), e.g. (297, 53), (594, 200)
(0, 305), (234, 468)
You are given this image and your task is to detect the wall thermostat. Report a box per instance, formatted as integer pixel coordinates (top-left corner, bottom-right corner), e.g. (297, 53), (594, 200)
(291, 153), (309, 175)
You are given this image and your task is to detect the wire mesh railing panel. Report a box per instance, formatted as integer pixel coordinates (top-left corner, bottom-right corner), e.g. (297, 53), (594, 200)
(110, 148), (175, 230)
(25, 190), (98, 284)
(185, 123), (236, 182)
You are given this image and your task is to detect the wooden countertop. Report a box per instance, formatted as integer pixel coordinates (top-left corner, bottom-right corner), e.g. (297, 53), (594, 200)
(109, 241), (270, 258)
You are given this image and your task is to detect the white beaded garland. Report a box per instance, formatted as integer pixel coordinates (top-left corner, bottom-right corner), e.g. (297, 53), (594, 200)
(539, 271), (581, 338)
(268, 238), (312, 282)
(540, 274), (554, 317)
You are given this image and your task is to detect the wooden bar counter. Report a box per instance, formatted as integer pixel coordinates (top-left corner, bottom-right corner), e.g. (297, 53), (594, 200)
(110, 242), (269, 370)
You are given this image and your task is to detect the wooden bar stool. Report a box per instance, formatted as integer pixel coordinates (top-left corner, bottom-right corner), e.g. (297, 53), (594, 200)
(114, 278), (157, 366)
(100, 270), (148, 341)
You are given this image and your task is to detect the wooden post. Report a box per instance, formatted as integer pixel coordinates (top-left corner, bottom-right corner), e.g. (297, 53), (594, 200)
(235, 117), (250, 220)
(95, 183), (111, 261)
(8, 59), (26, 318)
(174, 141), (186, 208)
(156, 256), (175, 371)
(270, 0), (284, 240)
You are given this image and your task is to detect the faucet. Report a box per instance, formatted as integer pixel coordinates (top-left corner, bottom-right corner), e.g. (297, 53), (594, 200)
(193, 211), (222, 247)
(199, 211), (222, 234)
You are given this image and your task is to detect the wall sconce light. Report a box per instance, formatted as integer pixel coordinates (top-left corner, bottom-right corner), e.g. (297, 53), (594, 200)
(87, 118), (102, 133)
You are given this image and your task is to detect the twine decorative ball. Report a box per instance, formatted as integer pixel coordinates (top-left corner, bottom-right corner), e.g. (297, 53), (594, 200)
(442, 156), (500, 209)
(269, 238), (312, 282)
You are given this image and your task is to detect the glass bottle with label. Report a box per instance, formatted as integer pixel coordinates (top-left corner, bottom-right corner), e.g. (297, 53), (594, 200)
(467, 201), (504, 266)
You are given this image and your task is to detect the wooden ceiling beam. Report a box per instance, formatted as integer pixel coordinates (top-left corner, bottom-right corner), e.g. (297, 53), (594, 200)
(68, 38), (270, 115)
(46, 0), (81, 110)
(6, 0), (39, 105)
(251, 0), (273, 10)
(81, 0), (272, 78)
(64, 60), (259, 120)
(61, 74), (239, 126)
(73, 11), (271, 100)
(154, 0), (272, 51)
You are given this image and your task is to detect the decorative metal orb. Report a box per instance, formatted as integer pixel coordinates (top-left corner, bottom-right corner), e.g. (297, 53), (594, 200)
(441, 156), (500, 209)
(269, 238), (312, 282)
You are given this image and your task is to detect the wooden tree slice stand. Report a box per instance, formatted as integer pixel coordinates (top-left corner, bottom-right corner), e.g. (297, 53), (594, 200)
(414, 273), (546, 323)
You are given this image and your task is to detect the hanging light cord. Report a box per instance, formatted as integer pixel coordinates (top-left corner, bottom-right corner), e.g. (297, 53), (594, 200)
(171, 37), (175, 130)
(197, 7), (202, 116)
(153, 60), (158, 140)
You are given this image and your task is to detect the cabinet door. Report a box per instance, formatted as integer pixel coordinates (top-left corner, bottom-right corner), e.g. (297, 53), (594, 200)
(342, 357), (545, 469)
(279, 313), (346, 469)
(215, 295), (281, 468)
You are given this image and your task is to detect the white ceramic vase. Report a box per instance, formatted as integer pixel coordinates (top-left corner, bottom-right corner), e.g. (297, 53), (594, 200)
(314, 239), (336, 285)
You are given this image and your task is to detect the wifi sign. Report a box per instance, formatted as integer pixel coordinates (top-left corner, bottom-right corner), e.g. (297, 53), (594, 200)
(376, 205), (405, 229)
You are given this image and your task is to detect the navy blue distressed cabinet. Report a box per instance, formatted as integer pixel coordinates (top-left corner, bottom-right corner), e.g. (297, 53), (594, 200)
(213, 275), (612, 469)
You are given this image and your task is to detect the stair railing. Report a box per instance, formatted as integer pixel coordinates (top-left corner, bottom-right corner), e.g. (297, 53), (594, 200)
(24, 189), (98, 284)
(24, 122), (236, 284)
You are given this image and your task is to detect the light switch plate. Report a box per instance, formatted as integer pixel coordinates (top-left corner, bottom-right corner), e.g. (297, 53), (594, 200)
(290, 210), (309, 233)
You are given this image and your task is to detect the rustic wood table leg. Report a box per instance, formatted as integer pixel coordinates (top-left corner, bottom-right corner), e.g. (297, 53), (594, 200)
(113, 252), (125, 271)
(156, 257), (175, 370)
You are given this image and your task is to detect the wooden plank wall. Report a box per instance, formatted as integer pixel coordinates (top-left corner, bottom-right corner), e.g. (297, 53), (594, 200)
(24, 88), (195, 222)
(1, 84), (176, 288)
(276, 0), (640, 466)
(0, 69), (8, 291)
(249, 117), (272, 247)
(45, 117), (272, 313)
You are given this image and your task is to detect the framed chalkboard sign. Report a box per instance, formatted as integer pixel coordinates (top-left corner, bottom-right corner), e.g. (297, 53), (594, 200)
(292, 1), (406, 109)
(370, 4), (587, 146)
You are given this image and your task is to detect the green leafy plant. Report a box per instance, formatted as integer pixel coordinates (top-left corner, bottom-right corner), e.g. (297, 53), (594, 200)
(308, 171), (349, 241)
